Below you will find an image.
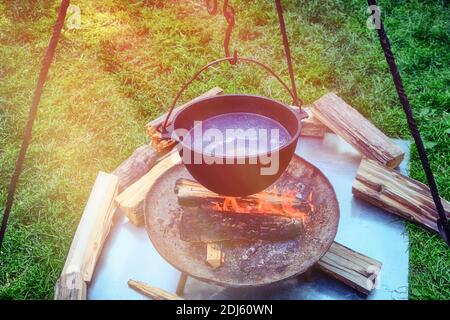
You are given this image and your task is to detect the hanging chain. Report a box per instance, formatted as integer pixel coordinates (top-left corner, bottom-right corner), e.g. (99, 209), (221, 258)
(205, 0), (238, 64)
(275, 0), (302, 107)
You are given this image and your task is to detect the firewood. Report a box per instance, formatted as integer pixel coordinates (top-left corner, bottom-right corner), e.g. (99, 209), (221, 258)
(112, 144), (160, 193)
(54, 272), (86, 300)
(317, 242), (382, 295)
(146, 125), (177, 153)
(311, 93), (404, 168)
(206, 243), (224, 269)
(292, 106), (327, 137)
(55, 172), (118, 299)
(179, 208), (303, 243)
(352, 158), (450, 233)
(128, 279), (184, 300)
(61, 172), (119, 282)
(176, 273), (188, 297)
(175, 178), (310, 215)
(116, 151), (181, 226)
(115, 89), (223, 193)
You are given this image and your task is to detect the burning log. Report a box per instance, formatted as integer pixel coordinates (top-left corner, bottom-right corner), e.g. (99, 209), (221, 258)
(175, 178), (311, 217)
(180, 208), (303, 243)
(176, 178), (308, 242)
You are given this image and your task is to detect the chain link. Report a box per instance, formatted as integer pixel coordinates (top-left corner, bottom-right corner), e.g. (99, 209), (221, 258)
(205, 0), (237, 64)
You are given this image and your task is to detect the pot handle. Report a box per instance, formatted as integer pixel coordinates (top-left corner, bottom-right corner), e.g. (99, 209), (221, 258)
(158, 56), (304, 134)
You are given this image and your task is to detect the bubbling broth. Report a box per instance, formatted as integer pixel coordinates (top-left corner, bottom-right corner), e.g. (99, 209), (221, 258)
(187, 112), (291, 157)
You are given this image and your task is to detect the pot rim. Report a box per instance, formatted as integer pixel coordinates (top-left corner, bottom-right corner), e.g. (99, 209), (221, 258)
(170, 94), (302, 161)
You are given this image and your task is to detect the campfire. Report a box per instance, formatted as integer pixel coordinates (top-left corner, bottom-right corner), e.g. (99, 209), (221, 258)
(211, 188), (314, 223)
(121, 151), (340, 288)
(174, 166), (322, 269)
(176, 179), (312, 245)
(176, 178), (314, 219)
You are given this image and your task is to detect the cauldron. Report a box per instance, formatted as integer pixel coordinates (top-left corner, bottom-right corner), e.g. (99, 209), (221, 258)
(159, 57), (304, 196)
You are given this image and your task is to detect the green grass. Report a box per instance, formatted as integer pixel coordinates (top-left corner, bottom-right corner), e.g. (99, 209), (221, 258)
(0, 0), (449, 299)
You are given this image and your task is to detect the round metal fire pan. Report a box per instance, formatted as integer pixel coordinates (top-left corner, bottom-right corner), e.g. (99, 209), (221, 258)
(144, 154), (339, 288)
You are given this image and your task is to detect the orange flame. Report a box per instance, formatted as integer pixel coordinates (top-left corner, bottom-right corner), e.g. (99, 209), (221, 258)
(206, 186), (315, 225)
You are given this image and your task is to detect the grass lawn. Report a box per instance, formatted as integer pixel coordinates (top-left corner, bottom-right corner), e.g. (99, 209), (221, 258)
(0, 0), (449, 299)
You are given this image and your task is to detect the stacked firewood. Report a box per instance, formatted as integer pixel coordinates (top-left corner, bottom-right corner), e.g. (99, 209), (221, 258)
(56, 88), (450, 299)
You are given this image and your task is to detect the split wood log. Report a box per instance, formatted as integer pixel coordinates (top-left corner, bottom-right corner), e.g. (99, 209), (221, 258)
(54, 272), (86, 300)
(317, 242), (382, 295)
(175, 178), (310, 215)
(62, 171), (118, 281)
(116, 151), (181, 225)
(112, 144), (160, 193)
(179, 208), (303, 243)
(293, 106), (327, 137)
(146, 125), (177, 154)
(206, 243), (225, 269)
(128, 279), (184, 300)
(55, 172), (119, 299)
(311, 93), (404, 168)
(352, 158), (450, 233)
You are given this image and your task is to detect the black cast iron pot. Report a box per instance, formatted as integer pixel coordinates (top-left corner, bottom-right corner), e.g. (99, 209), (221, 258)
(168, 94), (302, 196)
(159, 57), (304, 196)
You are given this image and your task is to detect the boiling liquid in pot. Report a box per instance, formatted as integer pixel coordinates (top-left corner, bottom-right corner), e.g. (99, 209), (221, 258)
(188, 112), (291, 157)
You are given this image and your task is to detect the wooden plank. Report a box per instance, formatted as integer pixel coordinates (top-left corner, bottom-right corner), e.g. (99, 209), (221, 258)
(116, 151), (181, 226)
(62, 172), (119, 282)
(352, 158), (450, 233)
(54, 272), (86, 300)
(317, 242), (382, 295)
(311, 93), (404, 168)
(128, 279), (184, 300)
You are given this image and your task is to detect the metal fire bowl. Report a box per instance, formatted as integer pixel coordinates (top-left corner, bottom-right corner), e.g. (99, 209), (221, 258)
(144, 154), (339, 288)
